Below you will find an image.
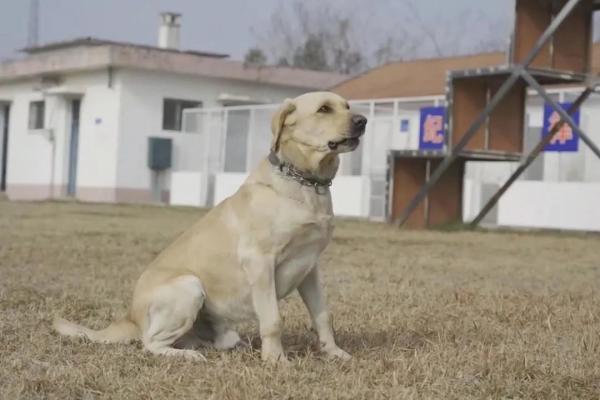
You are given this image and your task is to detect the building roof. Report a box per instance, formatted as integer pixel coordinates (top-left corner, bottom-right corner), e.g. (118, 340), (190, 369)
(332, 52), (507, 99)
(0, 37), (348, 90)
(21, 37), (230, 59)
(332, 43), (600, 99)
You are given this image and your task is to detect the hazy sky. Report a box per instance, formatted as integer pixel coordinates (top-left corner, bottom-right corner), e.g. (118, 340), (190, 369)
(0, 0), (513, 62)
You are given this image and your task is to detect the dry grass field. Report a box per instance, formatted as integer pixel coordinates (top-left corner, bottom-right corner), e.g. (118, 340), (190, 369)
(1, 200), (600, 399)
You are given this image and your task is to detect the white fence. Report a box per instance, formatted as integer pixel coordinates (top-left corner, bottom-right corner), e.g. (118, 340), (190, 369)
(173, 91), (600, 231)
(497, 181), (600, 231)
(177, 96), (444, 219)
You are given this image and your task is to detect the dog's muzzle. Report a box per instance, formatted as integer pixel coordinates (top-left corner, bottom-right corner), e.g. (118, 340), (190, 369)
(327, 114), (367, 150)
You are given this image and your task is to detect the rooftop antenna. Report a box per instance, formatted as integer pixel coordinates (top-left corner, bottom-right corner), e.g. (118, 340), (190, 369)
(28, 0), (40, 47)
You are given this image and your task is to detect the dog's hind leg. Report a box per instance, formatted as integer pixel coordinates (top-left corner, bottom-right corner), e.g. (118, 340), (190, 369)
(142, 275), (207, 361)
(177, 316), (244, 351)
(175, 314), (215, 350)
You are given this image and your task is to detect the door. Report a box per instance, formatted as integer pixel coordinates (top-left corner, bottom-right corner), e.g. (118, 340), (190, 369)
(67, 99), (81, 196)
(0, 104), (9, 192)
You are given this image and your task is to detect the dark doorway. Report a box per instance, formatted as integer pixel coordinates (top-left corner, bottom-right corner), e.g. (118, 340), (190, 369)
(0, 104), (10, 192)
(67, 99), (81, 196)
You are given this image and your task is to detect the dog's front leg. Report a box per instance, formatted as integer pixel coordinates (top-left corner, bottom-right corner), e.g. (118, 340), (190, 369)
(298, 266), (351, 360)
(247, 256), (287, 363)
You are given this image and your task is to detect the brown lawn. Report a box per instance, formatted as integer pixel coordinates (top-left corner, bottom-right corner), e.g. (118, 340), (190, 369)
(1, 200), (599, 399)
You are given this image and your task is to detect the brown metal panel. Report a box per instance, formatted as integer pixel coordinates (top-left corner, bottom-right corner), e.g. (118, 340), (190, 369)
(513, 0), (552, 68)
(391, 158), (427, 229)
(552, 0), (593, 73)
(452, 79), (487, 151)
(427, 159), (464, 227)
(488, 78), (526, 153)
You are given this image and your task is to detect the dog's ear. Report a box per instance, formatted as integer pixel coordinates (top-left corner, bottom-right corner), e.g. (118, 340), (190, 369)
(271, 99), (296, 152)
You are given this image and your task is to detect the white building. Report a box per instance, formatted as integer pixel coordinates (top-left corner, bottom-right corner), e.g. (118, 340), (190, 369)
(3, 13), (599, 232)
(0, 13), (345, 203)
(177, 51), (600, 232)
(334, 51), (600, 231)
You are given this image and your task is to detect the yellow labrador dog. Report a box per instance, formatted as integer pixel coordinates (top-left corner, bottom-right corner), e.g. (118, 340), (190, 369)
(54, 91), (367, 363)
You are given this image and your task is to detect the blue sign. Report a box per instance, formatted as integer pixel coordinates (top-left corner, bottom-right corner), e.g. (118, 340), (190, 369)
(400, 119), (410, 133)
(542, 103), (580, 152)
(419, 106), (445, 150)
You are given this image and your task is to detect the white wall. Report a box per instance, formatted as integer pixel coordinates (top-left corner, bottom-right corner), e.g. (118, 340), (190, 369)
(497, 181), (600, 231)
(581, 98), (600, 182)
(115, 69), (307, 197)
(4, 69), (600, 232)
(331, 176), (371, 217)
(213, 173), (247, 205)
(75, 76), (122, 195)
(170, 171), (209, 207)
(211, 172), (371, 218)
(0, 70), (121, 200)
(462, 161), (518, 222)
(0, 82), (55, 193)
(0, 67), (311, 202)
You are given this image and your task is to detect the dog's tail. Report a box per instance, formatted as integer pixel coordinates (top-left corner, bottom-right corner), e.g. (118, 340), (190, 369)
(53, 316), (140, 344)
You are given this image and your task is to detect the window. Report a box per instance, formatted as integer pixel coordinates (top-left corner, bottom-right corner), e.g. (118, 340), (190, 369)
(28, 101), (45, 130)
(162, 98), (202, 131)
(224, 110), (250, 172)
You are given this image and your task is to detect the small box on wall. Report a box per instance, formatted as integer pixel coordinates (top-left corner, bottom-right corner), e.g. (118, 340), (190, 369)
(148, 137), (172, 171)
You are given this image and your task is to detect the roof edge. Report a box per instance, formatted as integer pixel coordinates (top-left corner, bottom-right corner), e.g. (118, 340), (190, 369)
(21, 37), (230, 59)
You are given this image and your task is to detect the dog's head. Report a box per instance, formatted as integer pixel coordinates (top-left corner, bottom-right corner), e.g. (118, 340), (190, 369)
(271, 92), (367, 156)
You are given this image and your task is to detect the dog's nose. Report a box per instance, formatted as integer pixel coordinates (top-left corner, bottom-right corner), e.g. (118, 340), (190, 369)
(352, 114), (367, 128)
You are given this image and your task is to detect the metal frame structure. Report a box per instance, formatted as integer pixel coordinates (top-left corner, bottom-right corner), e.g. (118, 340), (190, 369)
(395, 0), (600, 227)
(470, 84), (598, 226)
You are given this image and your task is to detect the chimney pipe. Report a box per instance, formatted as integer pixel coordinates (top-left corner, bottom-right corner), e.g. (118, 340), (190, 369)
(158, 12), (181, 49)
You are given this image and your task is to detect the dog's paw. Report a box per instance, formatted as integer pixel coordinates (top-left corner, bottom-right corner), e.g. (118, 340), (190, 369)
(322, 345), (351, 361)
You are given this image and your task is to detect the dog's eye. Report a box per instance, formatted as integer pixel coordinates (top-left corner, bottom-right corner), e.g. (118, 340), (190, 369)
(318, 105), (332, 113)
(345, 103), (350, 110)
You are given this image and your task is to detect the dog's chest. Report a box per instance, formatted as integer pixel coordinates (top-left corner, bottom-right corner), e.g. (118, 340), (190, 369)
(274, 215), (333, 298)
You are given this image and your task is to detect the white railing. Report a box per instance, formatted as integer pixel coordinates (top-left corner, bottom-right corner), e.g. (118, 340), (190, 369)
(174, 89), (600, 228)
(179, 96), (444, 219)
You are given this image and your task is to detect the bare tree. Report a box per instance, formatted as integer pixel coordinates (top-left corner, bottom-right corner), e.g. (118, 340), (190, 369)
(250, 1), (370, 74)
(402, 0), (444, 57)
(244, 48), (267, 66)
(249, 0), (510, 74)
(291, 34), (329, 71)
(372, 35), (418, 66)
(400, 0), (509, 56)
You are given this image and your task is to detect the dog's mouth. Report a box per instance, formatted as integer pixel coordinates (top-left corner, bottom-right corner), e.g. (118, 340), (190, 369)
(327, 135), (362, 151)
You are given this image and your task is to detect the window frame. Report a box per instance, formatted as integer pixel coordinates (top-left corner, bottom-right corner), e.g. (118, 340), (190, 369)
(162, 98), (202, 131)
(28, 100), (45, 130)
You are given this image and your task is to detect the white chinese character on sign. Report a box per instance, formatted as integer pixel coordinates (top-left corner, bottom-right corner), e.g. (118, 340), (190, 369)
(422, 114), (444, 144)
(548, 111), (573, 145)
